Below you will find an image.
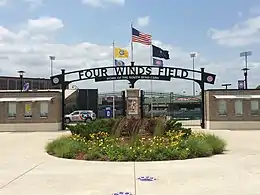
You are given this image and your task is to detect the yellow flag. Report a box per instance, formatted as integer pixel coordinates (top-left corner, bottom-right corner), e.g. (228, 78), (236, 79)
(114, 47), (129, 58)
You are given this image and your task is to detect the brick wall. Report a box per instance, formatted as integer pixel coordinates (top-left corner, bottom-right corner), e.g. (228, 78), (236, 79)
(205, 89), (260, 122)
(0, 91), (61, 124)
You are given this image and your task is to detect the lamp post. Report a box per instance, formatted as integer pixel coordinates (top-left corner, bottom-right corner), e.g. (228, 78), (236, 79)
(240, 51), (252, 89)
(17, 70), (25, 92)
(49, 56), (55, 77)
(190, 52), (197, 96)
(221, 83), (232, 90)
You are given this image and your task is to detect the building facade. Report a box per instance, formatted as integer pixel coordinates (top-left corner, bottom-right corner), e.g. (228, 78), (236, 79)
(0, 91), (62, 131)
(0, 76), (61, 90)
(205, 89), (260, 130)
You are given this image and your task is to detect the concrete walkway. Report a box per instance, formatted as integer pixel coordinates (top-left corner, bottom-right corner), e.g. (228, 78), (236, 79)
(0, 130), (260, 195)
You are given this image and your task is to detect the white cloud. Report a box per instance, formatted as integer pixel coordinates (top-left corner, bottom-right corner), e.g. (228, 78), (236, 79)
(137, 16), (150, 27)
(208, 16), (260, 47)
(27, 17), (64, 33)
(24, 0), (43, 9)
(0, 17), (259, 93)
(82, 0), (125, 7)
(0, 0), (7, 6)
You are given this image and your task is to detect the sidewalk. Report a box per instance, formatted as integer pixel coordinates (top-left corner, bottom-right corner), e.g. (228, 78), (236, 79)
(0, 130), (260, 195)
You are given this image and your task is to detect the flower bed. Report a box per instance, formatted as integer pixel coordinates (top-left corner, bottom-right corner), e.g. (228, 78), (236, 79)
(46, 118), (226, 161)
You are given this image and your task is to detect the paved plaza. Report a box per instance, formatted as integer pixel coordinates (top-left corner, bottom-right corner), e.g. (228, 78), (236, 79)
(0, 130), (260, 195)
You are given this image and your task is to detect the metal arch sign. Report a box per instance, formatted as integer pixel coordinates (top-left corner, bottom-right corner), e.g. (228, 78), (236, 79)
(50, 65), (216, 85)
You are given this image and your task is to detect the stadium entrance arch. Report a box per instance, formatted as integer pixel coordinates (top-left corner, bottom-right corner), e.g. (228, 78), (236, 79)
(50, 65), (216, 130)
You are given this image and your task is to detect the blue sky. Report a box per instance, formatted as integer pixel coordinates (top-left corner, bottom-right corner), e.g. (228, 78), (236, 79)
(0, 0), (260, 93)
(1, 0), (257, 58)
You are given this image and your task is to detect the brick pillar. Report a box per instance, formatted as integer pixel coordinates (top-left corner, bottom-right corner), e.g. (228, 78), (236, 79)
(125, 88), (141, 119)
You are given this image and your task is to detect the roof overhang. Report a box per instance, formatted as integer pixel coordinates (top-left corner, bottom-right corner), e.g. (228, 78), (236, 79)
(0, 89), (77, 99)
(0, 97), (53, 102)
(214, 95), (260, 99)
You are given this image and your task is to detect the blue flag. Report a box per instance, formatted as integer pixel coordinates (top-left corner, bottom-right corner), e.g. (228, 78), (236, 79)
(115, 59), (125, 66)
(153, 58), (163, 66)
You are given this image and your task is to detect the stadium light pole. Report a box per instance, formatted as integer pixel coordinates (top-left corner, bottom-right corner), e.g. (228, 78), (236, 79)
(240, 51), (252, 89)
(49, 56), (55, 77)
(222, 83), (232, 90)
(17, 70), (25, 92)
(190, 52), (197, 97)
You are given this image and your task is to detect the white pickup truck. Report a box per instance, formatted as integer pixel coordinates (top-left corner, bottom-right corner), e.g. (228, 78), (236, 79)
(65, 110), (96, 123)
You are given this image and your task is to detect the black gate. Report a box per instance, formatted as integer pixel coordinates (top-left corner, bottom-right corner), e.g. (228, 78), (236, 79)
(51, 65), (216, 129)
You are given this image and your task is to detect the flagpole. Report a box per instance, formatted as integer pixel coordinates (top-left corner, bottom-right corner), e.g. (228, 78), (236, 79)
(150, 40), (153, 118)
(112, 40), (116, 119)
(112, 40), (115, 93)
(131, 21), (134, 64)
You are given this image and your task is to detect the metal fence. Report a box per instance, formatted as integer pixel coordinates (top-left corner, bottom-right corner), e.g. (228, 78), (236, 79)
(98, 91), (202, 126)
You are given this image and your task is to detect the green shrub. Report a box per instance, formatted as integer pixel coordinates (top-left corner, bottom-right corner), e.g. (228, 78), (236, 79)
(67, 118), (191, 139)
(153, 117), (166, 136)
(45, 135), (86, 159)
(46, 131), (226, 162)
(165, 119), (192, 137)
(183, 135), (213, 158)
(68, 119), (116, 139)
(165, 119), (182, 130)
(204, 134), (227, 154)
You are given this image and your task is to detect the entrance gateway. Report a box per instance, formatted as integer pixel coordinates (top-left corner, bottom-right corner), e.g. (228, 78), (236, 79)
(50, 64), (216, 130)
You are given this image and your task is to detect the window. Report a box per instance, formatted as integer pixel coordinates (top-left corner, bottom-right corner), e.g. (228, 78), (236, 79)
(217, 100), (227, 115)
(9, 79), (16, 90)
(40, 102), (49, 117)
(71, 111), (79, 115)
(250, 100), (259, 115)
(234, 100), (243, 116)
(32, 80), (39, 90)
(39, 81), (45, 89)
(8, 103), (16, 118)
(24, 103), (32, 118)
(0, 79), (7, 90)
(16, 80), (20, 90)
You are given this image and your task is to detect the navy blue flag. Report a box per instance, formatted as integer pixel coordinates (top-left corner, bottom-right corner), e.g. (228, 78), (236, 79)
(152, 45), (170, 60)
(152, 58), (163, 66)
(115, 59), (125, 66)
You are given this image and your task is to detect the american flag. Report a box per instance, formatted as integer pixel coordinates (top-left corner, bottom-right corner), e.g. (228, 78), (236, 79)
(153, 58), (163, 66)
(132, 27), (152, 45)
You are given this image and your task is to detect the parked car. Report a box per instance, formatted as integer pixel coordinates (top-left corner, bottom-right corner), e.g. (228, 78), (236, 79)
(65, 110), (96, 123)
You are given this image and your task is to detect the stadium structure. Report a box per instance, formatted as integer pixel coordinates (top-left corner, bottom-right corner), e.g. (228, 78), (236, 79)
(98, 91), (201, 119)
(0, 76), (62, 90)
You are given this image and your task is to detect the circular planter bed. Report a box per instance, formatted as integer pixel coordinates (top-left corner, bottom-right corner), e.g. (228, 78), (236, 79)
(46, 117), (226, 161)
